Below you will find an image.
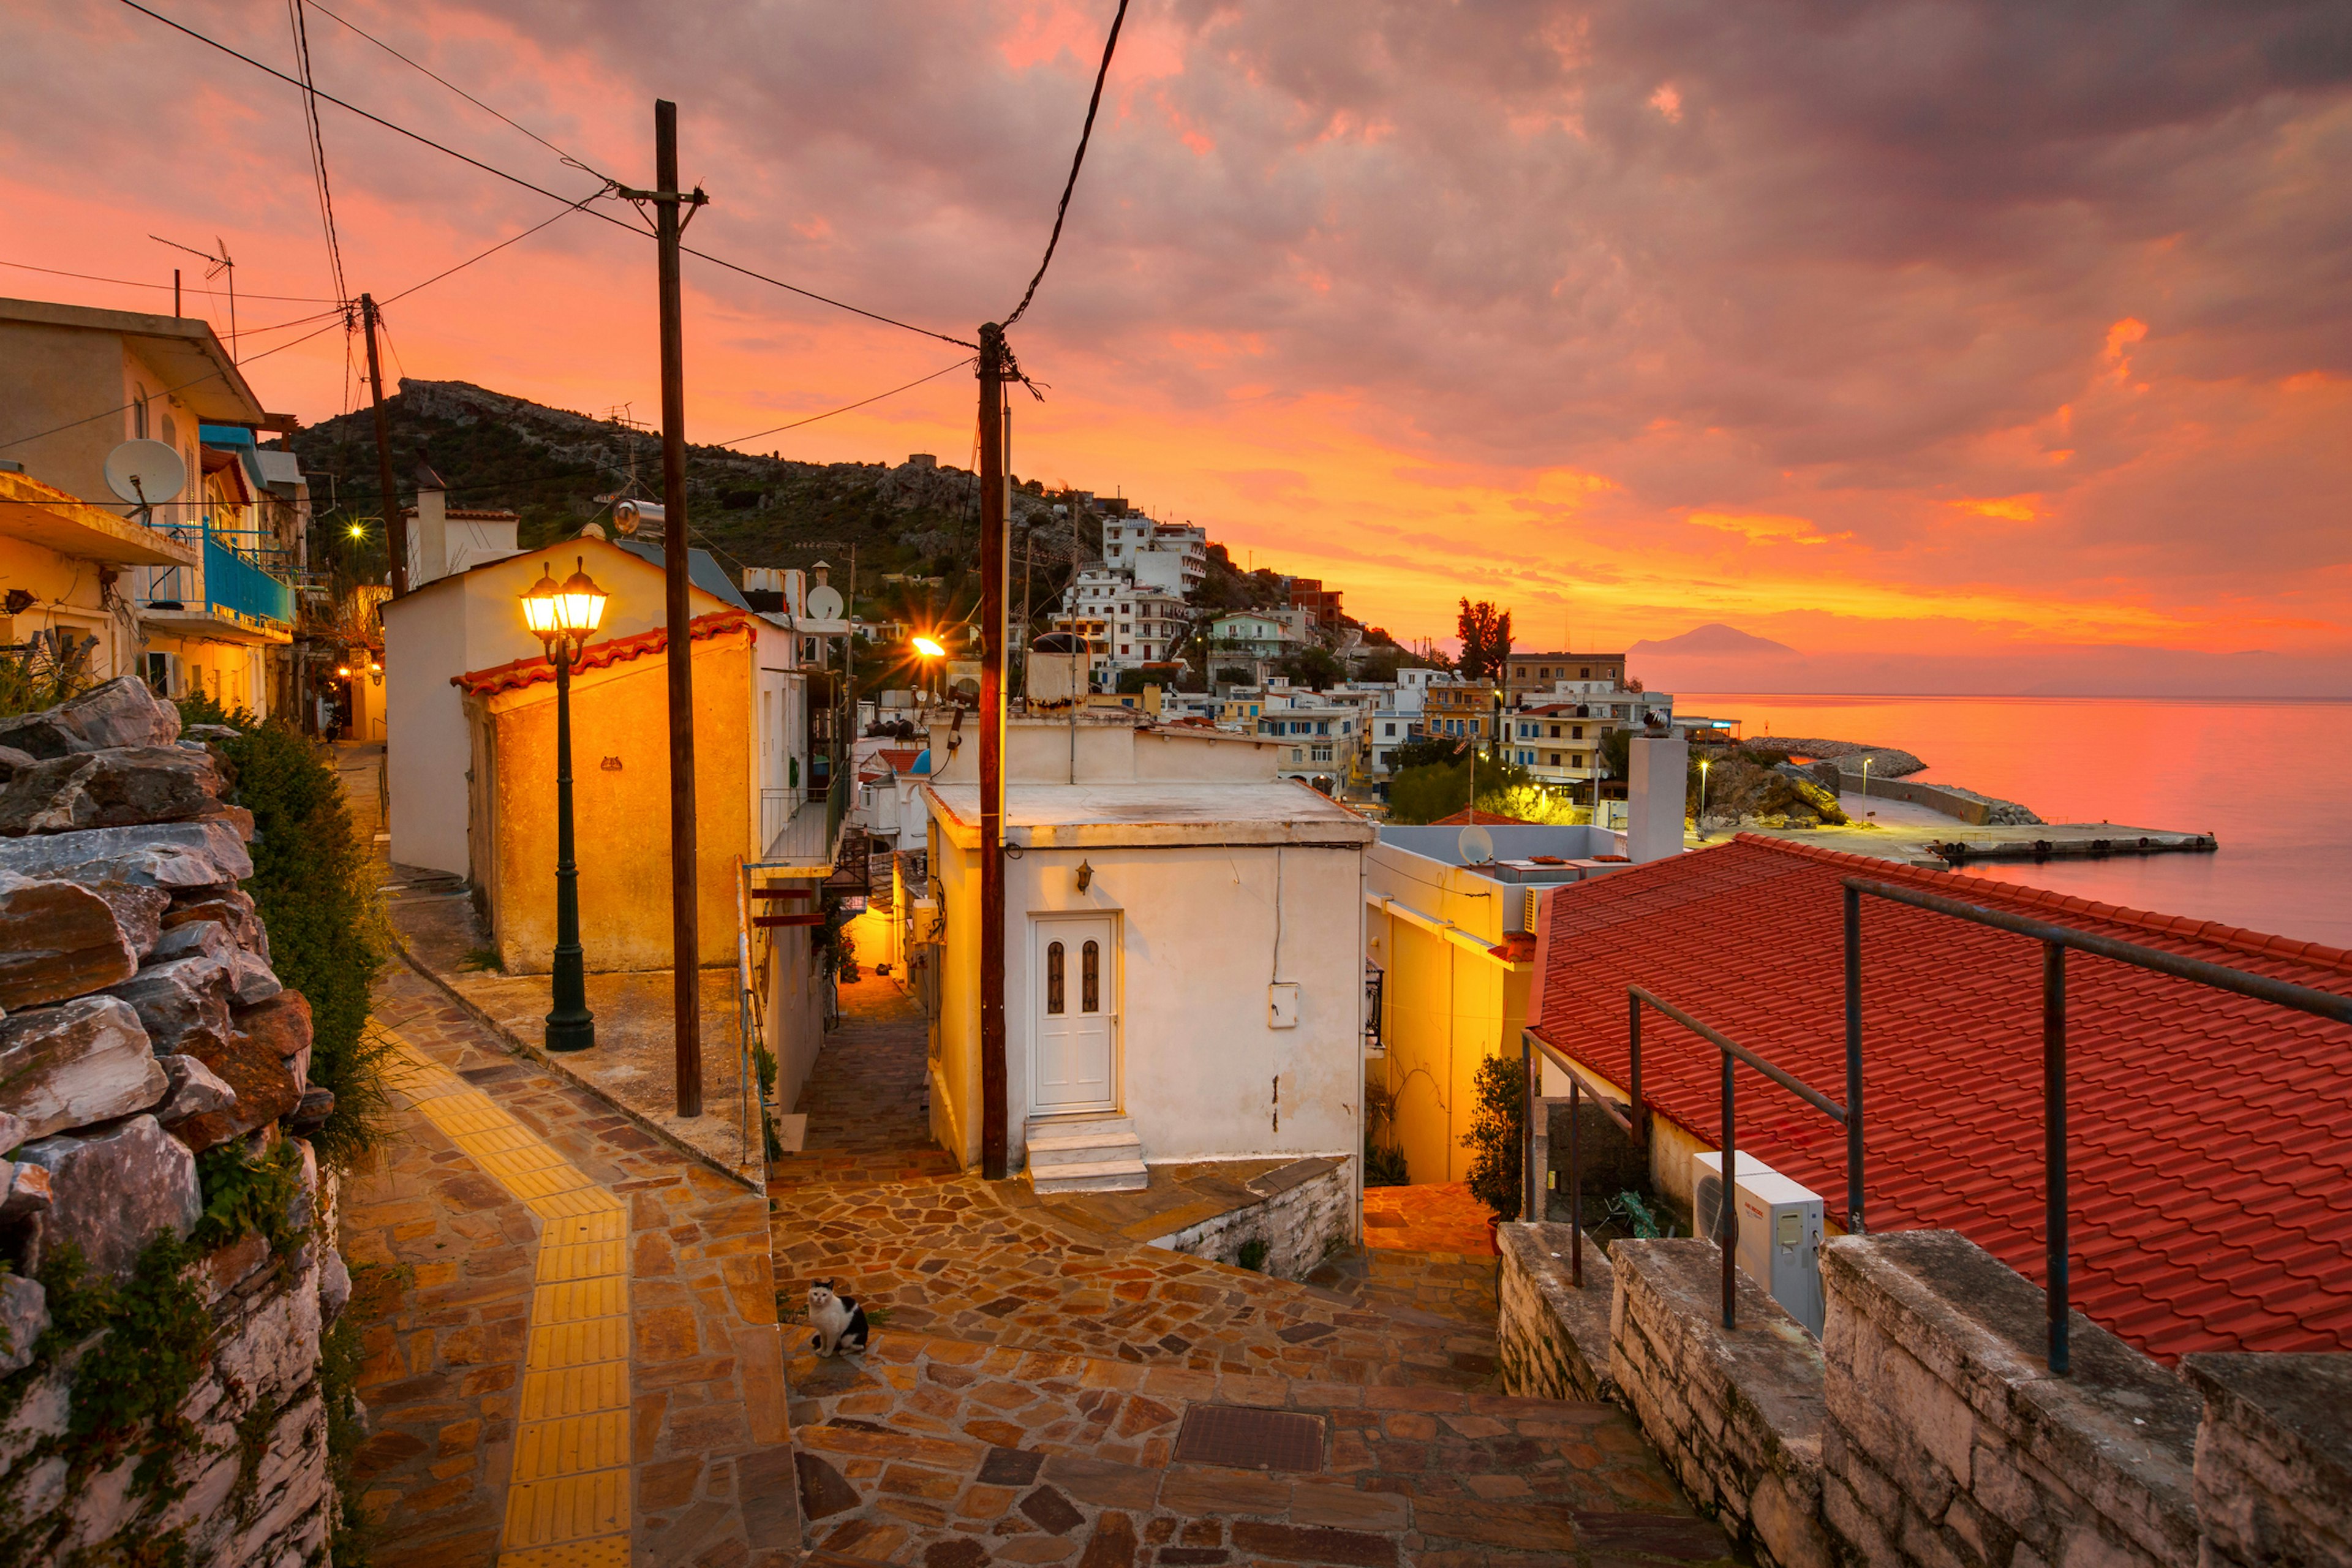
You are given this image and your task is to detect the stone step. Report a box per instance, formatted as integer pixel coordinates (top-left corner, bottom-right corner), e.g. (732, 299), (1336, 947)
(1027, 1156), (1150, 1193)
(785, 1333), (1727, 1566)
(1026, 1114), (1137, 1142)
(1025, 1128), (1145, 1166)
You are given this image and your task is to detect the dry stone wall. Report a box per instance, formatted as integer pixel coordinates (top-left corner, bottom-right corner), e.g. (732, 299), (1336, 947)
(0, 679), (342, 1565)
(1497, 1221), (1617, 1402)
(1150, 1156), (1353, 1281)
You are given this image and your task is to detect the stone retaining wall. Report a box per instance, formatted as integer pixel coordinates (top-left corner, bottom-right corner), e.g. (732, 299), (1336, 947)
(1498, 1221), (1616, 1402)
(0, 680), (341, 1562)
(1152, 1156), (1352, 1281)
(2180, 1352), (2352, 1568)
(1608, 1238), (1832, 1568)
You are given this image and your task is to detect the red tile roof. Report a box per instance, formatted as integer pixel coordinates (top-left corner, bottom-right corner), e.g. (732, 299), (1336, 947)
(1432, 807), (1530, 826)
(452, 611), (753, 696)
(1529, 834), (2352, 1363)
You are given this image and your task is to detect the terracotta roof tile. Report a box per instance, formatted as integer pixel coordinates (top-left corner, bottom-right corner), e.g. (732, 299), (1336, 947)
(453, 610), (753, 697)
(1528, 832), (2352, 1363)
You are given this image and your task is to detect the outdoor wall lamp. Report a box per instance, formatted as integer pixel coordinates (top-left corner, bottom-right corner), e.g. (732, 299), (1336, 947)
(1075, 861), (1094, 892)
(521, 558), (609, 1054)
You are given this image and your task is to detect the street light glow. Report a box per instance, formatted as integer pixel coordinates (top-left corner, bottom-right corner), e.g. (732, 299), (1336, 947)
(911, 635), (947, 658)
(347, 522), (364, 539)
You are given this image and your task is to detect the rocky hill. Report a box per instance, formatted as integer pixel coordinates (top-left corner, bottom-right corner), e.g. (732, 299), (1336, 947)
(287, 379), (1082, 603)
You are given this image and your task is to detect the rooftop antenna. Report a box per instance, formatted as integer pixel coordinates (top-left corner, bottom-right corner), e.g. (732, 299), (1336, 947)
(150, 234), (236, 358)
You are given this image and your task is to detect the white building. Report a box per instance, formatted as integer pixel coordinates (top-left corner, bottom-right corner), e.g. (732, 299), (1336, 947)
(1057, 565), (1191, 680)
(1506, 686), (1678, 793)
(918, 716), (1371, 1238)
(1101, 517), (1207, 595)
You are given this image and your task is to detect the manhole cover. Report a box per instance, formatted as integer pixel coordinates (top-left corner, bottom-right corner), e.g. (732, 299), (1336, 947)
(1171, 1404), (1326, 1472)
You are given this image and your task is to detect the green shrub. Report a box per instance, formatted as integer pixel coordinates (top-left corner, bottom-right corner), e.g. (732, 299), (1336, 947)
(194, 1139), (307, 1274)
(1464, 1052), (1526, 1221)
(1363, 1141), (1409, 1188)
(175, 698), (391, 1170)
(1235, 1237), (1270, 1273)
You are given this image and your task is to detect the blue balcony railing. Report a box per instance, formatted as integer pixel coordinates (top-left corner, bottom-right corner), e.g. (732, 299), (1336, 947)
(203, 527), (295, 625)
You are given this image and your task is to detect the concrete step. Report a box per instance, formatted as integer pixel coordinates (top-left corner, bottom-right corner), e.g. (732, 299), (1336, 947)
(1028, 1157), (1149, 1193)
(1025, 1113), (1137, 1142)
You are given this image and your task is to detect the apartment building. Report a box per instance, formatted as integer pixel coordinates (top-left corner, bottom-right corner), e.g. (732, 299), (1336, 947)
(1503, 649), (1625, 704)
(1102, 517), (1207, 595)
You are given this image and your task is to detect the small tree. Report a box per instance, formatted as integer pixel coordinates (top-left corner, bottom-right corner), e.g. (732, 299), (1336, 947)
(1464, 1052), (1526, 1221)
(1455, 599), (1513, 682)
(1279, 647), (1344, 690)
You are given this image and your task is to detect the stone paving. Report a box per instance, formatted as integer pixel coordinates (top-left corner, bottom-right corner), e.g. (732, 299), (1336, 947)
(766, 976), (1730, 1564)
(1365, 1184), (1504, 1257)
(341, 967), (797, 1567)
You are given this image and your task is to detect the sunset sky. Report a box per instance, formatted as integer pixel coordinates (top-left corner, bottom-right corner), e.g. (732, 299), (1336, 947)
(6, 1), (2347, 692)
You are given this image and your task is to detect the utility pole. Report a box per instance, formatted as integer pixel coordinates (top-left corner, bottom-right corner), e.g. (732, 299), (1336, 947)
(622, 100), (711, 1118)
(978, 323), (1009, 1180)
(360, 295), (406, 596)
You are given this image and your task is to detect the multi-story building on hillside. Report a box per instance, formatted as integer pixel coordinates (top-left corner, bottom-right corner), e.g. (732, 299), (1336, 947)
(1056, 565), (1189, 683)
(1504, 649), (1625, 704)
(1102, 517), (1207, 595)
(1423, 680), (1501, 744)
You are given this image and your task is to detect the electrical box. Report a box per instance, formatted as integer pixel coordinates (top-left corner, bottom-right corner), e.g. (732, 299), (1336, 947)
(1267, 982), (1300, 1029)
(1692, 1149), (1826, 1336)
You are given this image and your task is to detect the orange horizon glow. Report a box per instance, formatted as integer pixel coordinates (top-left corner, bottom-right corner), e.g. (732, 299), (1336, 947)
(2, 2), (2343, 692)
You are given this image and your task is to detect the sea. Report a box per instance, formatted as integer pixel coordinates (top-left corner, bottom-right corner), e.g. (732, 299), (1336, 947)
(1677, 693), (2352, 950)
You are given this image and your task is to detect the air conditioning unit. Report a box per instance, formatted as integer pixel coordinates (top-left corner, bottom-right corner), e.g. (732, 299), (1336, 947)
(1692, 1149), (1825, 1336)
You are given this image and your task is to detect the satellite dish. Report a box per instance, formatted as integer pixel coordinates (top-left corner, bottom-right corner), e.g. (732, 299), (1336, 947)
(1457, 824), (1496, 865)
(104, 439), (186, 505)
(805, 584), (844, 621)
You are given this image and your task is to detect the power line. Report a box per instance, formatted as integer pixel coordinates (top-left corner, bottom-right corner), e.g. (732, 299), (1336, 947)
(301, 0), (614, 184)
(715, 356), (976, 447)
(377, 192), (606, 306)
(0, 259), (337, 303)
(288, 0), (350, 306)
(117, 0), (974, 348)
(1002, 0), (1129, 328)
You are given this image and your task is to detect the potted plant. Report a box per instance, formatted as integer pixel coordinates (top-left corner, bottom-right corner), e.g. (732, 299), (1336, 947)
(1464, 1053), (1526, 1244)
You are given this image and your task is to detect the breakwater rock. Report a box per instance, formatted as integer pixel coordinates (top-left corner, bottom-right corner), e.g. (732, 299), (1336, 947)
(1756, 736), (1929, 778)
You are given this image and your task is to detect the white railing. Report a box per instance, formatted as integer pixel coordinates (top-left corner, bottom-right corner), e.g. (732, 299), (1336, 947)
(760, 786), (837, 866)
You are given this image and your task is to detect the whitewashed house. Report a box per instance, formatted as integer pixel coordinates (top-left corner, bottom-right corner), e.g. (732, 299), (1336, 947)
(916, 714), (1370, 1215)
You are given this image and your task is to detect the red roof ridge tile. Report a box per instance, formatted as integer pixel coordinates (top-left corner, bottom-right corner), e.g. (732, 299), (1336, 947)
(1732, 833), (2352, 979)
(453, 609), (754, 697)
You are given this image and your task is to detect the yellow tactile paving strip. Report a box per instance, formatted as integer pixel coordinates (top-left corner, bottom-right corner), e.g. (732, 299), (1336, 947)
(386, 1031), (634, 1566)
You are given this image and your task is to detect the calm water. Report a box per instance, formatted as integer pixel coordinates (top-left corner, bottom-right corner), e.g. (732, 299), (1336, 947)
(1679, 693), (2352, 949)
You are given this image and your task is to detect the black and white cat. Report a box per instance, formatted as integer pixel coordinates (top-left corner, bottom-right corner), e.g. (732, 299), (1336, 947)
(807, 1280), (871, 1357)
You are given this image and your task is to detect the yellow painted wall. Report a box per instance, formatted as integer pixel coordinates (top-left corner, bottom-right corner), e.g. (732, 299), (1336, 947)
(0, 534), (135, 681)
(483, 630), (753, 973)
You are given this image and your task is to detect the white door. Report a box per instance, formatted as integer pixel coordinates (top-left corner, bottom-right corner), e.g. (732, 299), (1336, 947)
(1031, 916), (1116, 1112)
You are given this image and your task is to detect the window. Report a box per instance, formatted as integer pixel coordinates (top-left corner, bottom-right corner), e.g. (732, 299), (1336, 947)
(1313, 746), (1332, 762)
(1382, 722), (1395, 736)
(1082, 941), (1101, 1012)
(1046, 942), (1066, 1014)
(1572, 725), (1584, 740)
(1580, 666), (1591, 678)
(1550, 752), (1562, 767)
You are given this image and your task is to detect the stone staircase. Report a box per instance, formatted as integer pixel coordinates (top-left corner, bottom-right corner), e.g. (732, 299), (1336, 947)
(1023, 1115), (1148, 1194)
(778, 1332), (1733, 1567)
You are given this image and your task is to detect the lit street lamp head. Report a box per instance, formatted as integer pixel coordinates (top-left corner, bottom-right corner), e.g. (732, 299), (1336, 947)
(522, 558), (609, 656)
(911, 635), (948, 659)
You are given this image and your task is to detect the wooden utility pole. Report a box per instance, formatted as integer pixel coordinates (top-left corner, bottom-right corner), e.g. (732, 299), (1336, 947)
(625, 100), (711, 1118)
(360, 294), (406, 596)
(978, 323), (1009, 1180)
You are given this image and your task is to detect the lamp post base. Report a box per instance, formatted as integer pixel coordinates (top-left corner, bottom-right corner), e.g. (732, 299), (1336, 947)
(546, 1011), (597, 1053)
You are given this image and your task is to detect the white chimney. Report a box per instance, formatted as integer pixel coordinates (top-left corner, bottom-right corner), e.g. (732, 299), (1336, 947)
(1626, 734), (1689, 864)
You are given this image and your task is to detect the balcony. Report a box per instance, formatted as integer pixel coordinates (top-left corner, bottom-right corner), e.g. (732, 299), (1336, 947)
(760, 769), (850, 870)
(138, 522), (295, 644)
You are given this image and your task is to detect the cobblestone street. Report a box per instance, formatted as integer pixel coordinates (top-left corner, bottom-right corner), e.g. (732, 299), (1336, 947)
(765, 974), (1730, 1567)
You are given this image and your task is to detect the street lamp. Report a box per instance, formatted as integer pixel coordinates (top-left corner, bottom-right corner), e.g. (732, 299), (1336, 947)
(911, 633), (947, 708)
(522, 558), (609, 1053)
(1697, 755), (1712, 842)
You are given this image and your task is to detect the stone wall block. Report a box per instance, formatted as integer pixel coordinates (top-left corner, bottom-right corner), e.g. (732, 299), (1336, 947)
(0, 1272), (47, 1374)
(2180, 1352), (2352, 1568)
(0, 818), (254, 891)
(0, 1160), (51, 1221)
(104, 952), (235, 1055)
(229, 947), (283, 1006)
(0, 676), (181, 759)
(162, 888), (268, 963)
(0, 746), (224, 837)
(15, 1114), (200, 1281)
(0, 871), (140, 1011)
(0, 995), (168, 1140)
(154, 1053), (238, 1127)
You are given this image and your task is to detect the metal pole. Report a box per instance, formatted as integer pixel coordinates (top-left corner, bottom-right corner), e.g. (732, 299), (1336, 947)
(1844, 883), (1864, 1234)
(652, 99), (703, 1117)
(546, 641), (595, 1050)
(1628, 993), (1645, 1152)
(360, 294), (406, 597)
(1521, 1031), (1535, 1223)
(1721, 1048), (1738, 1331)
(2044, 940), (2068, 1374)
(978, 323), (1009, 1180)
(1568, 1074), (1582, 1288)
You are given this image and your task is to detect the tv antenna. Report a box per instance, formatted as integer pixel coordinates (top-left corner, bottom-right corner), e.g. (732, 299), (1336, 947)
(151, 235), (237, 358)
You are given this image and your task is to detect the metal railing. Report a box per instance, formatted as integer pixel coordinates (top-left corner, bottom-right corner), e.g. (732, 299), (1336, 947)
(1842, 876), (2352, 1375)
(1522, 986), (1856, 1327)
